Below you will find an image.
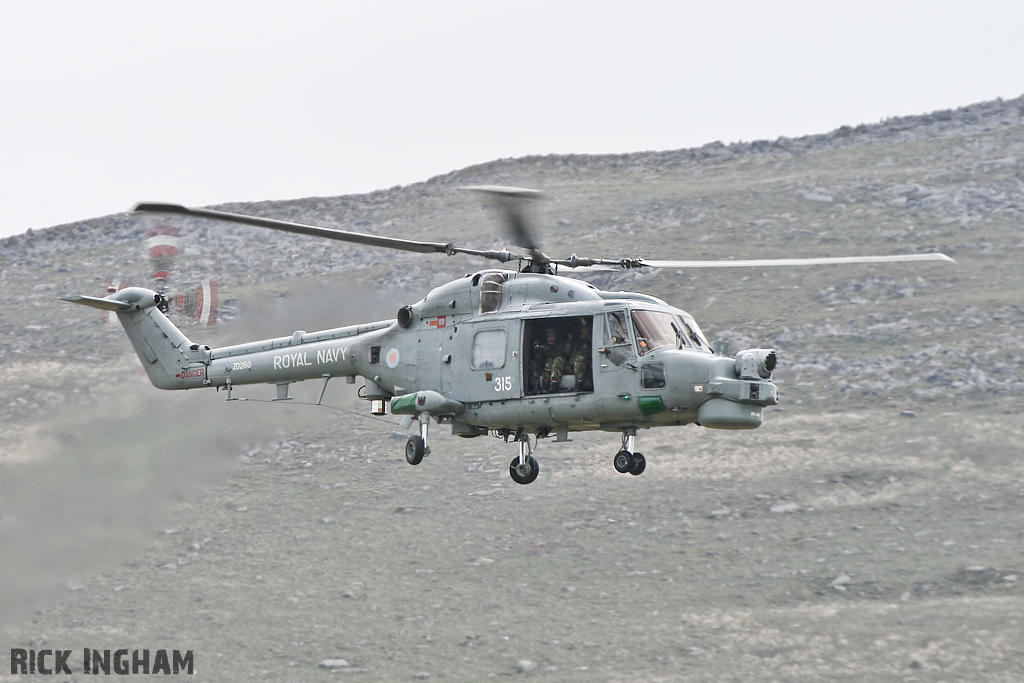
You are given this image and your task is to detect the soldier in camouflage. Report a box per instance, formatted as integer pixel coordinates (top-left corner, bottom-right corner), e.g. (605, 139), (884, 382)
(526, 329), (549, 394)
(569, 317), (592, 391)
(532, 326), (573, 393)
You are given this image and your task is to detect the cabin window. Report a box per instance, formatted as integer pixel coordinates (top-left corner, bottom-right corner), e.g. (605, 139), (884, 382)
(471, 329), (507, 370)
(479, 273), (507, 314)
(641, 362), (666, 389)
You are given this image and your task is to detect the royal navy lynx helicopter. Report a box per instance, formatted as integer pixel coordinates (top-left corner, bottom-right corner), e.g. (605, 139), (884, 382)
(62, 186), (954, 484)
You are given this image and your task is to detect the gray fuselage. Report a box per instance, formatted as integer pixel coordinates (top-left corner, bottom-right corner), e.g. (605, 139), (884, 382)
(173, 270), (779, 434)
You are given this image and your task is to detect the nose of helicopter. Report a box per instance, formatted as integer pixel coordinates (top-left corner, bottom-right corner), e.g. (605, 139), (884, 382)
(655, 348), (779, 429)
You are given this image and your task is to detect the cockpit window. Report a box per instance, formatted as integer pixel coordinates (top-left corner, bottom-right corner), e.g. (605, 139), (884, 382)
(641, 362), (666, 388)
(631, 310), (680, 356)
(478, 273), (507, 314)
(601, 311), (634, 366)
(630, 310), (713, 355)
(678, 314), (712, 353)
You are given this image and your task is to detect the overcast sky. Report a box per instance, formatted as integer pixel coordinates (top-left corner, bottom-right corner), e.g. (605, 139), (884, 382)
(1, 1), (1022, 239)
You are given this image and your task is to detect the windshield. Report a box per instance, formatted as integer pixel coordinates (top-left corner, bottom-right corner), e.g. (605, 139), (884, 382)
(631, 310), (679, 356)
(678, 314), (712, 353)
(631, 310), (713, 355)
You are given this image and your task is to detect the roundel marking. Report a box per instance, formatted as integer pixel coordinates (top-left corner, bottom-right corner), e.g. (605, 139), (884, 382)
(386, 348), (400, 368)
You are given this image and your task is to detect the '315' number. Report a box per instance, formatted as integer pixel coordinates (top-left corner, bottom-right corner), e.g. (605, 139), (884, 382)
(493, 376), (513, 392)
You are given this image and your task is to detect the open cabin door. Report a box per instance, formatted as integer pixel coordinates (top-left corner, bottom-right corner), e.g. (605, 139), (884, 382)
(522, 316), (595, 395)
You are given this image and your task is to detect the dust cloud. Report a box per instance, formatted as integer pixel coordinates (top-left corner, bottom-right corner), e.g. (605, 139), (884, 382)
(0, 277), (409, 633)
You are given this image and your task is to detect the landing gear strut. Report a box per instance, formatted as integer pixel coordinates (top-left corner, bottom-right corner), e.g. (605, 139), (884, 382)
(405, 412), (431, 466)
(509, 431), (539, 485)
(613, 428), (646, 476)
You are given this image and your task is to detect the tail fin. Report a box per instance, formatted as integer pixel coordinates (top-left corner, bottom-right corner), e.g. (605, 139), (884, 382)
(62, 287), (209, 390)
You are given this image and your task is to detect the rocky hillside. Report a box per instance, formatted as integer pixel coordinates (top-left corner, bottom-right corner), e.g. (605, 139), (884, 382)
(2, 94), (1022, 432)
(2, 96), (1023, 681)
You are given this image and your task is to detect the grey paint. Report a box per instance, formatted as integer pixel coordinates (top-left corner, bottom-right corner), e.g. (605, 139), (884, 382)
(69, 270), (779, 436)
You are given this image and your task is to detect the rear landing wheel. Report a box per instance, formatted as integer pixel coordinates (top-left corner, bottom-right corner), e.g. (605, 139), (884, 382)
(405, 435), (425, 465)
(509, 455), (539, 485)
(629, 452), (646, 476)
(613, 449), (634, 474)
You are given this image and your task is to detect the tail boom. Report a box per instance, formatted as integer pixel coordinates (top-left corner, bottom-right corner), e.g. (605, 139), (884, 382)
(63, 287), (209, 390)
(63, 287), (390, 394)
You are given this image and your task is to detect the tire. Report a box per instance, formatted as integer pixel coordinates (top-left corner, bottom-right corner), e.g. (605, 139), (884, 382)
(509, 455), (540, 485)
(405, 435), (425, 465)
(629, 452), (646, 476)
(613, 449), (634, 474)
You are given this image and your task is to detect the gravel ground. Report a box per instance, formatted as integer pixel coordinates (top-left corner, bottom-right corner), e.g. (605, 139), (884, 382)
(3, 390), (1021, 682)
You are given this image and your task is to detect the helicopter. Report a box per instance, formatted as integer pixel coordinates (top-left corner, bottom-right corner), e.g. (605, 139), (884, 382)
(62, 186), (954, 485)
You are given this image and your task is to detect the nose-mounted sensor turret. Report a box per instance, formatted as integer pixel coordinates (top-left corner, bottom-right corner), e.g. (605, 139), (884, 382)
(734, 349), (777, 380)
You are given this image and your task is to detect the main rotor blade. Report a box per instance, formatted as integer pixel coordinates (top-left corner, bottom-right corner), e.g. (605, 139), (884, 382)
(638, 253), (956, 268)
(461, 185), (544, 199)
(133, 202), (526, 263)
(463, 186), (547, 262)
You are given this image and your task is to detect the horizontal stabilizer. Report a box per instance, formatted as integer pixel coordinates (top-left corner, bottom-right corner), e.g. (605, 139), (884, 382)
(60, 295), (132, 311)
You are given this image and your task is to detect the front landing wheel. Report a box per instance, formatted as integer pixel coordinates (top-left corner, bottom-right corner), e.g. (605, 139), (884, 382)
(629, 452), (646, 476)
(613, 449), (634, 474)
(509, 455), (540, 485)
(405, 435), (425, 465)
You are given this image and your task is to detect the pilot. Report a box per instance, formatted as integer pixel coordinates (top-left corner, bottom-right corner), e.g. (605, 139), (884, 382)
(608, 311), (628, 345)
